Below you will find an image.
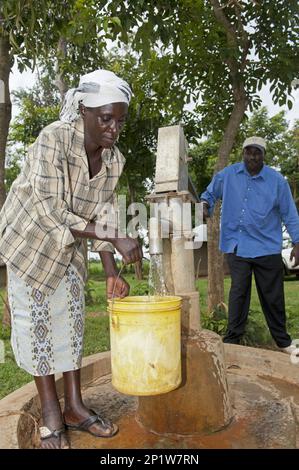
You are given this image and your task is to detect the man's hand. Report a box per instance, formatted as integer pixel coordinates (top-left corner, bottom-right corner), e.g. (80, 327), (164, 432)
(290, 243), (299, 267)
(106, 275), (130, 299)
(200, 200), (210, 222)
(111, 237), (143, 265)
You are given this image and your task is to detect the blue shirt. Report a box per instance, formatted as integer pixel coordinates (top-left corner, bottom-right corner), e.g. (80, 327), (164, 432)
(200, 162), (299, 258)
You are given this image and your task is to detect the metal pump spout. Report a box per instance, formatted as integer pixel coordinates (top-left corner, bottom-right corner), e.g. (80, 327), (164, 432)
(148, 196), (194, 256)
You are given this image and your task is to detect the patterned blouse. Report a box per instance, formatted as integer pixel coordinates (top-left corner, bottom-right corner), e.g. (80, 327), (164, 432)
(0, 118), (125, 294)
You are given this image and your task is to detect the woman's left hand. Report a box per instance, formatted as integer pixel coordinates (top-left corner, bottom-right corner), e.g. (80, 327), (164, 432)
(106, 275), (130, 299)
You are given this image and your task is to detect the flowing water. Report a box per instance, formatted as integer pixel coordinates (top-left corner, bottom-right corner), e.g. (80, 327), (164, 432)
(148, 254), (167, 297)
(111, 255), (167, 300)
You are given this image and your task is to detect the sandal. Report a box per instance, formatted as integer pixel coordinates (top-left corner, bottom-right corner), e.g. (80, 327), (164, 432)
(39, 426), (70, 449)
(64, 410), (118, 438)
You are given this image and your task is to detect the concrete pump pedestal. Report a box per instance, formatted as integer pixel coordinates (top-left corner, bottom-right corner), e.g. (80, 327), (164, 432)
(137, 329), (233, 435)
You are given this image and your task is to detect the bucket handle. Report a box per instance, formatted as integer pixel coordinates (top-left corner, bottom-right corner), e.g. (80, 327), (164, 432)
(109, 262), (126, 331)
(110, 262), (125, 304)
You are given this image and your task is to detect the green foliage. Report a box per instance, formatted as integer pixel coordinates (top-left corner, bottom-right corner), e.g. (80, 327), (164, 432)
(88, 260), (106, 281)
(0, 0), (113, 73)
(4, 75), (61, 195)
(10, 77), (60, 146)
(130, 282), (150, 296)
(83, 316), (110, 357)
(189, 136), (221, 195)
(233, 107), (294, 167)
(107, 0), (299, 134)
(201, 302), (228, 335)
(0, 308), (31, 398)
(280, 121), (299, 207)
(4, 151), (21, 193)
(84, 279), (96, 306)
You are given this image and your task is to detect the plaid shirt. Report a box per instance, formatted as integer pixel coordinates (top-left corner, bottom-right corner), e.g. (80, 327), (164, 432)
(0, 118), (125, 294)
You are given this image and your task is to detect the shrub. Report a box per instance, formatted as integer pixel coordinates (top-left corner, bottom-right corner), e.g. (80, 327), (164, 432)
(202, 305), (274, 348)
(241, 310), (273, 347)
(130, 282), (150, 296)
(84, 280), (96, 306)
(201, 303), (228, 335)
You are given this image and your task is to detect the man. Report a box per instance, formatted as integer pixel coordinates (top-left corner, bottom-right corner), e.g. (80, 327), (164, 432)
(200, 136), (299, 353)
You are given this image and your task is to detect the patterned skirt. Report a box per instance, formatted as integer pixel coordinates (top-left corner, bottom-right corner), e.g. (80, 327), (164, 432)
(7, 264), (85, 376)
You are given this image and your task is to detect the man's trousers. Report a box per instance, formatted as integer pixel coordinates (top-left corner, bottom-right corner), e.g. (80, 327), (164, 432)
(223, 253), (291, 348)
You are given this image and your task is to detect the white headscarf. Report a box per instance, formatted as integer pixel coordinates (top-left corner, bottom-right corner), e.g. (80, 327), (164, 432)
(60, 69), (132, 123)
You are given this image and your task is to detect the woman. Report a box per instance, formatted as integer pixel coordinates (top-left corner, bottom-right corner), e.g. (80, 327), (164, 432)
(0, 69), (142, 449)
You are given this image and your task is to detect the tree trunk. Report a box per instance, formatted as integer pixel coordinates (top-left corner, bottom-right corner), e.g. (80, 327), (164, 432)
(1, 275), (11, 328)
(54, 37), (68, 101)
(207, 89), (248, 313)
(0, 33), (11, 210)
(134, 252), (143, 280)
(207, 0), (250, 312)
(207, 204), (224, 313)
(0, 34), (12, 327)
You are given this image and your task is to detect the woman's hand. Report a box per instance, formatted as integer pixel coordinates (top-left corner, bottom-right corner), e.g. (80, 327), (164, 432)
(111, 237), (143, 265)
(106, 275), (130, 299)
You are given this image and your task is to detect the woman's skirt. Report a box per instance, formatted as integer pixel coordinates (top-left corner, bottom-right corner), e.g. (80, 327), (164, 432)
(7, 264), (85, 376)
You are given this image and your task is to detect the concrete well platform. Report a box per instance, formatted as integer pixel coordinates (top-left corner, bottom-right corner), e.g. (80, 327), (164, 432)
(1, 344), (299, 449)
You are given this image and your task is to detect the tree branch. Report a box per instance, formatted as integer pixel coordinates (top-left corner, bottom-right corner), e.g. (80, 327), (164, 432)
(210, 0), (250, 77)
(209, 0), (238, 47)
(54, 37), (68, 101)
(234, 2), (250, 72)
(210, 0), (239, 81)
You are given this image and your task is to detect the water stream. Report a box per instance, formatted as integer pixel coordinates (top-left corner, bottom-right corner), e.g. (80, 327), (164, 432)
(148, 254), (167, 297)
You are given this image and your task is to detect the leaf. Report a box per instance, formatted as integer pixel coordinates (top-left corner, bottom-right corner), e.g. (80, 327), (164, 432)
(9, 31), (21, 52)
(110, 16), (122, 28)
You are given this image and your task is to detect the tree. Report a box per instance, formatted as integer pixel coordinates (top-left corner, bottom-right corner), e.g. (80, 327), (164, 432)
(3, 1), (298, 309)
(0, 0), (125, 209)
(280, 121), (299, 207)
(106, 0), (299, 311)
(0, 10), (12, 209)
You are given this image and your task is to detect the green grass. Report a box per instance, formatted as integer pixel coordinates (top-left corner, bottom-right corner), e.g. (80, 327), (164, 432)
(0, 260), (298, 398)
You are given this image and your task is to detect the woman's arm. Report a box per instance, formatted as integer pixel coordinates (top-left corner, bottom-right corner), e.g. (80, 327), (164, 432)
(71, 223), (143, 264)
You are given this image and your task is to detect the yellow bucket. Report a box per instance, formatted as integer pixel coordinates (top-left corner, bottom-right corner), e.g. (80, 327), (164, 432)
(108, 295), (182, 396)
